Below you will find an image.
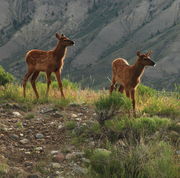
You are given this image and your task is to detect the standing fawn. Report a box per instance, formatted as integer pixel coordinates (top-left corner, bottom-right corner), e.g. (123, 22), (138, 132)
(22, 33), (74, 99)
(110, 51), (155, 115)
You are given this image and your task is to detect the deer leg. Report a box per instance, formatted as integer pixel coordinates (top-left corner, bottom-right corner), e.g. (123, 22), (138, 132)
(125, 89), (130, 98)
(110, 77), (116, 94)
(30, 71), (40, 99)
(55, 71), (65, 98)
(131, 89), (136, 117)
(22, 70), (34, 98)
(46, 72), (52, 97)
(118, 84), (124, 93)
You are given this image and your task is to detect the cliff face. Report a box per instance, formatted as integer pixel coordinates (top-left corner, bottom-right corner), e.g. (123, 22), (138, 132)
(0, 0), (180, 89)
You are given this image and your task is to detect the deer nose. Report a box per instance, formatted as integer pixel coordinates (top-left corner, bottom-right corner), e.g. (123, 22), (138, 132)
(71, 41), (75, 45)
(152, 61), (156, 66)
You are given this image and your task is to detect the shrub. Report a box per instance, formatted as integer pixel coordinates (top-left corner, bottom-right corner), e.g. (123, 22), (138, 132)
(65, 121), (77, 130)
(105, 116), (171, 136)
(88, 142), (179, 178)
(0, 66), (14, 86)
(137, 84), (156, 97)
(95, 92), (132, 126)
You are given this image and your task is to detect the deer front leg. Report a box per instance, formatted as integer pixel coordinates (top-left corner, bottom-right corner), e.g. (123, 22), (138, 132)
(118, 84), (124, 93)
(55, 71), (65, 98)
(110, 77), (116, 94)
(46, 72), (52, 97)
(22, 70), (34, 98)
(131, 88), (136, 117)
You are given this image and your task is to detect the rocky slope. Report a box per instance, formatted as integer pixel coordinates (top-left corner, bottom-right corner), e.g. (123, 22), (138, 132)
(0, 0), (180, 89)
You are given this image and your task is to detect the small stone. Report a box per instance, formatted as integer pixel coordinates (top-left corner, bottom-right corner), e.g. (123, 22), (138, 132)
(35, 147), (43, 152)
(10, 134), (19, 140)
(51, 150), (59, 155)
(58, 125), (64, 129)
(24, 161), (33, 167)
(12, 111), (22, 117)
(20, 138), (29, 144)
(35, 133), (44, 139)
(51, 163), (61, 169)
(71, 113), (78, 118)
(53, 153), (65, 162)
(20, 133), (24, 137)
(75, 118), (82, 121)
(25, 152), (31, 155)
(78, 113), (83, 116)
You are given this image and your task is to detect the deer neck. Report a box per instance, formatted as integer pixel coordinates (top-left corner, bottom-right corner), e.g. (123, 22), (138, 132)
(132, 60), (145, 80)
(53, 42), (67, 60)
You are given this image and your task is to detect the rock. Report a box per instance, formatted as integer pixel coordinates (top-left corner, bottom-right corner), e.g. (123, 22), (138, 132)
(20, 138), (29, 144)
(53, 153), (65, 162)
(78, 113), (83, 116)
(12, 111), (22, 117)
(73, 165), (88, 175)
(51, 163), (61, 169)
(75, 118), (82, 121)
(24, 161), (33, 167)
(58, 124), (64, 129)
(66, 152), (85, 160)
(0, 123), (8, 131)
(71, 113), (78, 118)
(35, 147), (43, 152)
(10, 134), (19, 140)
(51, 111), (63, 118)
(40, 108), (56, 114)
(20, 133), (24, 137)
(51, 150), (59, 155)
(35, 133), (44, 139)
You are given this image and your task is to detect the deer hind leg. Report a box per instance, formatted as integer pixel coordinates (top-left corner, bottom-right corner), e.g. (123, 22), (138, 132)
(46, 72), (52, 97)
(30, 71), (40, 99)
(118, 84), (124, 93)
(55, 71), (65, 98)
(110, 76), (116, 94)
(22, 70), (34, 98)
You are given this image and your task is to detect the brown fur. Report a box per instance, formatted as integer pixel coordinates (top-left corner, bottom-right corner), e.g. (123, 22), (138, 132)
(22, 33), (74, 99)
(110, 51), (155, 114)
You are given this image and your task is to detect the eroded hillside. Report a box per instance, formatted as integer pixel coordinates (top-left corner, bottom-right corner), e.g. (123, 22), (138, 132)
(0, 0), (180, 89)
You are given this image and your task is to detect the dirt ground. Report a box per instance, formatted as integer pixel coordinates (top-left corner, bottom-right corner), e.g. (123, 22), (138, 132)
(0, 102), (96, 178)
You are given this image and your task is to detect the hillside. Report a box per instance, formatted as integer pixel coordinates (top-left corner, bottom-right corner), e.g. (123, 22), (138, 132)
(0, 0), (180, 89)
(0, 78), (179, 177)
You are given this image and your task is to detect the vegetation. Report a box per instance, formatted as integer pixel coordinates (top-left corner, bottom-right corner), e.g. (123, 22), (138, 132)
(0, 65), (14, 86)
(0, 69), (179, 177)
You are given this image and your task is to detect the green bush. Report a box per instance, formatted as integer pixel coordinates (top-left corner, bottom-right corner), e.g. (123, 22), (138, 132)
(88, 142), (179, 178)
(105, 116), (171, 136)
(0, 66), (14, 86)
(95, 92), (132, 126)
(137, 84), (156, 97)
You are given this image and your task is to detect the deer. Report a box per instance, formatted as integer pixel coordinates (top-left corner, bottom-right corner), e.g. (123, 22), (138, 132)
(110, 51), (155, 115)
(22, 33), (74, 99)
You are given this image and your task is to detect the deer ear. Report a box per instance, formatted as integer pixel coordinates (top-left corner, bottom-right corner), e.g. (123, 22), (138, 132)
(137, 51), (141, 56)
(147, 50), (153, 56)
(55, 33), (61, 40)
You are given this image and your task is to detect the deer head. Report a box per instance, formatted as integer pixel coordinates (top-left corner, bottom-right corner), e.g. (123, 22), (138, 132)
(136, 51), (155, 66)
(56, 33), (74, 46)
